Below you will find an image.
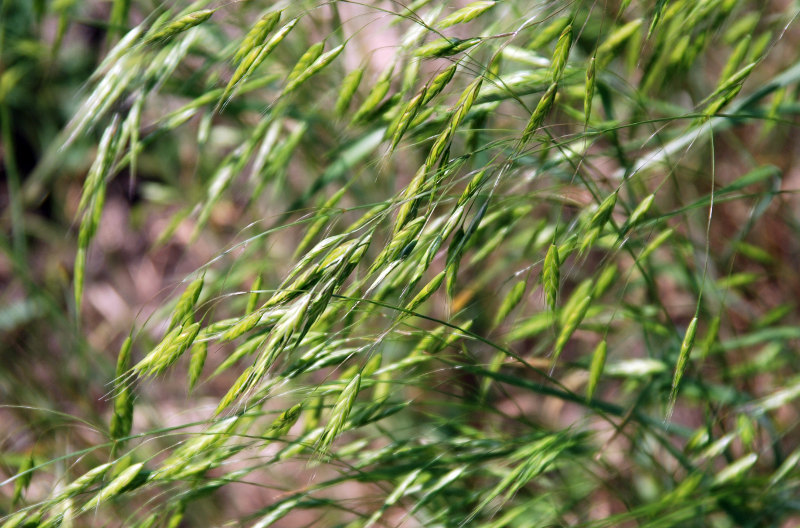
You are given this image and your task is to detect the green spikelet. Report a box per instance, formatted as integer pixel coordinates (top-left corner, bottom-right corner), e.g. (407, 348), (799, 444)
(584, 57), (595, 124)
(586, 340), (607, 401)
(522, 82), (557, 145)
(667, 317), (698, 420)
(146, 9), (214, 43)
(335, 67), (364, 116)
(542, 244), (560, 311)
(233, 11), (282, 64)
(551, 24), (572, 83)
(188, 340), (208, 391)
(422, 64), (457, 105)
(169, 276), (204, 330)
(552, 295), (592, 370)
(493, 278), (527, 328)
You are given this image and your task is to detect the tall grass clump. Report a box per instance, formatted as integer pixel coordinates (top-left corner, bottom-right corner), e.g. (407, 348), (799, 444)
(2, 0), (800, 526)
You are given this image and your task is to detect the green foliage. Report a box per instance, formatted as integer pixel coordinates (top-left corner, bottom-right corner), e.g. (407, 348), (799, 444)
(2, 0), (800, 526)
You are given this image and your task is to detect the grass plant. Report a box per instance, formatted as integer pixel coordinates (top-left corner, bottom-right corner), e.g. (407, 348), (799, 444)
(2, 0), (800, 526)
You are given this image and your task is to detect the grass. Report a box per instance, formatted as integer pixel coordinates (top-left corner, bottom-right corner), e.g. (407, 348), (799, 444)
(1, 0), (800, 526)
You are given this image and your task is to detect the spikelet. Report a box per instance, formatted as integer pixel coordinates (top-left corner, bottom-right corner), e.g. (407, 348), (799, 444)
(586, 340), (607, 401)
(647, 0), (668, 38)
(590, 191), (618, 228)
(700, 315), (721, 359)
(552, 295), (592, 370)
(527, 17), (570, 50)
(449, 76), (483, 132)
(405, 271), (446, 315)
(233, 11), (282, 64)
(133, 322), (199, 378)
(221, 309), (266, 342)
(335, 67), (365, 116)
(584, 57), (595, 124)
(286, 42), (325, 84)
(11, 453), (34, 504)
(719, 35), (751, 87)
(542, 244), (560, 311)
(414, 37), (480, 58)
(283, 44), (345, 96)
(521, 82), (557, 145)
(593, 264), (617, 298)
(212, 335), (268, 381)
(352, 64), (394, 124)
(550, 24), (572, 83)
(57, 462), (114, 500)
(152, 418), (239, 481)
(169, 276), (204, 330)
(220, 18), (299, 106)
(626, 193), (655, 229)
(266, 403), (303, 437)
(188, 340), (207, 391)
(145, 9), (214, 43)
(294, 189), (348, 257)
(422, 64), (457, 105)
(493, 278), (527, 328)
(318, 374), (361, 454)
(597, 19), (642, 68)
(389, 89), (426, 150)
(639, 228), (673, 261)
(666, 317), (698, 421)
(80, 462), (144, 512)
(214, 367), (255, 415)
(110, 336), (134, 440)
(437, 1), (496, 29)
